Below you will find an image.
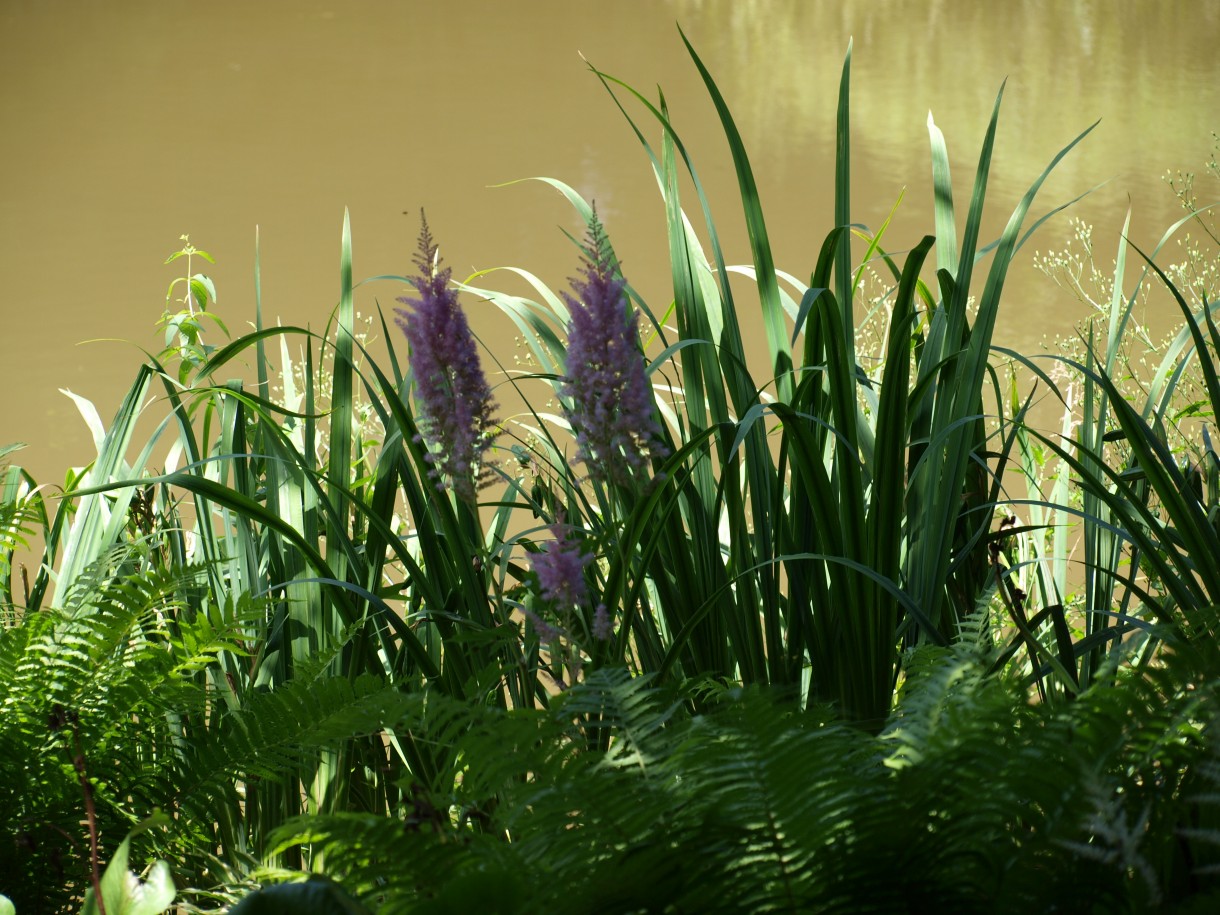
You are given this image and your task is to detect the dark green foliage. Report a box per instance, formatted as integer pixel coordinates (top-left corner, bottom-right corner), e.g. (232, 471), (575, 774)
(229, 876), (373, 915)
(0, 551), (415, 911)
(263, 644), (1220, 913)
(0, 554), (217, 911)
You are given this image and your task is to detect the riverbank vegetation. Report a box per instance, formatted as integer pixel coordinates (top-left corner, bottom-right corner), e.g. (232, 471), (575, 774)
(3, 34), (1219, 914)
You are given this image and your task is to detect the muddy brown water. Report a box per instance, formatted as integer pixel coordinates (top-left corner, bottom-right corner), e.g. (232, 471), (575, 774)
(2, 0), (1217, 493)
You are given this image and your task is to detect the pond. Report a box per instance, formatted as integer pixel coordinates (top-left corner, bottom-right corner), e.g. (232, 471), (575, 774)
(1, 0), (1216, 485)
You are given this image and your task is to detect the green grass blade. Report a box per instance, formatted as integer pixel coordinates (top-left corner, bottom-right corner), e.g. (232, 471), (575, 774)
(834, 40), (854, 351)
(327, 210), (357, 588)
(927, 112), (959, 278)
(679, 28), (793, 404)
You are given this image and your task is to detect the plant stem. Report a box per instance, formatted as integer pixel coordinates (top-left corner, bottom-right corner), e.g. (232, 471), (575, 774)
(52, 705), (106, 915)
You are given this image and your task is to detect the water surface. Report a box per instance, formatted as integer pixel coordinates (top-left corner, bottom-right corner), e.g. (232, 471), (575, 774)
(1, 0), (1216, 485)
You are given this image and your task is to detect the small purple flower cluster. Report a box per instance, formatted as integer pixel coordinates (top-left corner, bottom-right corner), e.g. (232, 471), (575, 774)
(561, 213), (666, 484)
(591, 603), (612, 641)
(529, 518), (614, 644)
(532, 518), (592, 611)
(396, 214), (497, 502)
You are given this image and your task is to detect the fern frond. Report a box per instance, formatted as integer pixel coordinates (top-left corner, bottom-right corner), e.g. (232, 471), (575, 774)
(0, 557), (274, 911)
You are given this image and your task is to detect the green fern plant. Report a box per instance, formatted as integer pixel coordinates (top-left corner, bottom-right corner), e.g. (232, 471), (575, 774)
(257, 626), (1220, 914)
(0, 553), (241, 911)
(0, 547), (440, 912)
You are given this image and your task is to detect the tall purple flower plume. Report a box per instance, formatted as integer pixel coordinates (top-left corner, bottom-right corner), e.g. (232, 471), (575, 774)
(561, 212), (666, 483)
(396, 212), (497, 502)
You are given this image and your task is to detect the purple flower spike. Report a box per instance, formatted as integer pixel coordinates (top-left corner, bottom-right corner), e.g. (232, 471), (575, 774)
(592, 603), (613, 641)
(561, 211), (666, 484)
(525, 608), (563, 644)
(532, 519), (593, 611)
(396, 213), (497, 502)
